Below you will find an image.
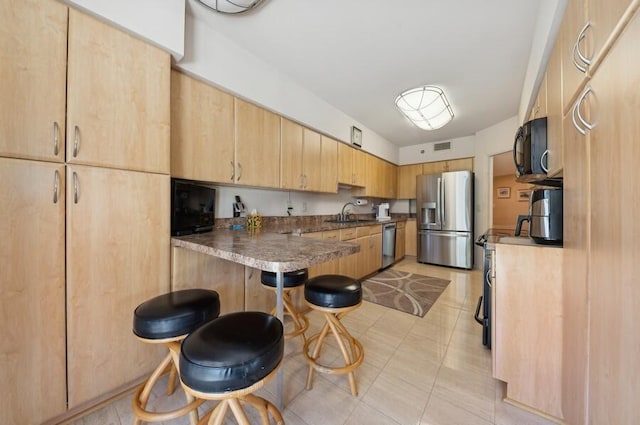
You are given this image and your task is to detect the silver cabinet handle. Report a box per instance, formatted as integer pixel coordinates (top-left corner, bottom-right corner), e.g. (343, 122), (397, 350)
(576, 86), (594, 131)
(53, 170), (60, 204)
(237, 163), (243, 181)
(73, 171), (79, 204)
(230, 161), (235, 181)
(572, 22), (592, 73)
(541, 149), (549, 173)
(53, 122), (60, 156)
(572, 86), (593, 135)
(73, 126), (80, 157)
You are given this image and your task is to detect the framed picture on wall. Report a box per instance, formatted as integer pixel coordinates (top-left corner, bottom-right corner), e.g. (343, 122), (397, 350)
(518, 189), (532, 201)
(497, 187), (511, 198)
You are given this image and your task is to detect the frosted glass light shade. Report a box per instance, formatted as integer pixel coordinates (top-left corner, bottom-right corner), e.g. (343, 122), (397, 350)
(395, 86), (454, 130)
(198, 0), (265, 14)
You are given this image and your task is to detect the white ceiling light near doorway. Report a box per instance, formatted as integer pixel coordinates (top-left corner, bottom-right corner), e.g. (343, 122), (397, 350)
(395, 86), (454, 130)
(197, 0), (266, 14)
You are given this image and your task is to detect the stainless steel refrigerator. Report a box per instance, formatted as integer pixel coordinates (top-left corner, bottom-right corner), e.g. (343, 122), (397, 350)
(417, 170), (474, 269)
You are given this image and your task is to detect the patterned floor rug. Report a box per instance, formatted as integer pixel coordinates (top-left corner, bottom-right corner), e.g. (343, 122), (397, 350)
(361, 269), (450, 317)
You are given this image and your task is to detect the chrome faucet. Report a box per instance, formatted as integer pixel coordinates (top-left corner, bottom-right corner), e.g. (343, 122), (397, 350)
(339, 202), (355, 221)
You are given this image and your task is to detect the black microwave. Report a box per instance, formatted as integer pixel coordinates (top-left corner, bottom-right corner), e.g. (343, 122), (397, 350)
(171, 178), (216, 236)
(513, 117), (547, 181)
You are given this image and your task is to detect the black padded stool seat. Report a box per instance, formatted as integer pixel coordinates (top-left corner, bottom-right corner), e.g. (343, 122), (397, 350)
(133, 289), (220, 340)
(305, 274), (362, 308)
(180, 311), (284, 393)
(131, 289), (220, 425)
(261, 268), (308, 287)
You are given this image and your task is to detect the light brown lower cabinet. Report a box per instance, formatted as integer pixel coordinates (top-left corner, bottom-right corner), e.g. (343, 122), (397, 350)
(405, 219), (417, 256)
(493, 243), (563, 420)
(395, 221), (406, 261)
(66, 165), (170, 408)
(338, 228), (358, 278)
(0, 158), (67, 424)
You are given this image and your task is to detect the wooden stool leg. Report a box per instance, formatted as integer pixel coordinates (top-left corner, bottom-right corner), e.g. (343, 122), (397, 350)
(305, 320), (332, 390)
(208, 400), (229, 425)
(166, 362), (178, 395)
(228, 398), (251, 425)
(326, 313), (358, 396)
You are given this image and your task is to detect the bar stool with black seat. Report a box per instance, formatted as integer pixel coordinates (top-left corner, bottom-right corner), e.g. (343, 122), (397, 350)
(303, 274), (364, 396)
(132, 289), (220, 425)
(177, 311), (284, 425)
(261, 269), (309, 342)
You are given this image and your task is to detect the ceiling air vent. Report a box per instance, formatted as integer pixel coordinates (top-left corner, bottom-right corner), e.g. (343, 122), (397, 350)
(433, 141), (451, 151)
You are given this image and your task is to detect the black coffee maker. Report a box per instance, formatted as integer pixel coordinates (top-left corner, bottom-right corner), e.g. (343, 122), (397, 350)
(515, 188), (563, 245)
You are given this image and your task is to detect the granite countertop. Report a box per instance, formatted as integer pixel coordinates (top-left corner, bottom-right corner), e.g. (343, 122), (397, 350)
(171, 229), (360, 272)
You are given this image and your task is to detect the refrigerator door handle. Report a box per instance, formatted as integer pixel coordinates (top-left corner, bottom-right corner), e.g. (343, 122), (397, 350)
(436, 177), (442, 226)
(441, 178), (445, 225)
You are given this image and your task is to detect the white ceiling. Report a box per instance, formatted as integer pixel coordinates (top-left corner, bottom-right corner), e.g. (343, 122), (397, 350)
(188, 0), (542, 147)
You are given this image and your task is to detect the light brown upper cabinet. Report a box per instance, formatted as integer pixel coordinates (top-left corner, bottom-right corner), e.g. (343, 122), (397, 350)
(546, 37), (563, 176)
(530, 76), (548, 121)
(66, 10), (170, 174)
(338, 143), (367, 187)
(422, 158), (473, 174)
(560, 0), (588, 113)
(280, 119), (322, 191)
(0, 0), (67, 163)
(320, 135), (338, 193)
(235, 98), (281, 188)
(397, 163), (423, 199)
(171, 71), (235, 183)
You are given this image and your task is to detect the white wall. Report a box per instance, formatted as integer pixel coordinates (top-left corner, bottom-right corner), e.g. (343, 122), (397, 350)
(398, 135), (476, 165)
(473, 115), (519, 261)
(212, 185), (378, 219)
(176, 11), (398, 163)
(63, 0), (186, 59)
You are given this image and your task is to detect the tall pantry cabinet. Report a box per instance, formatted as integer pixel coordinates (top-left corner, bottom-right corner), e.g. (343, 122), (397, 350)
(0, 1), (171, 423)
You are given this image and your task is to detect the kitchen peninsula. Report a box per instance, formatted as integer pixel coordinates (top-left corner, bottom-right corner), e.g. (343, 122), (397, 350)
(171, 228), (360, 408)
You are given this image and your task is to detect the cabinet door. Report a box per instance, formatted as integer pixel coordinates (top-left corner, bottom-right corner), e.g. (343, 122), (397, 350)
(369, 232), (382, 274)
(352, 148), (367, 186)
(321, 231), (340, 274)
(422, 161), (444, 175)
(338, 142), (354, 184)
(405, 219), (417, 256)
(354, 236), (369, 279)
(0, 158), (66, 424)
(446, 158), (473, 172)
(320, 136), (338, 193)
(560, 0), (588, 113)
(170, 71), (235, 183)
(397, 164), (423, 199)
(302, 127), (322, 191)
(0, 0), (67, 162)
(546, 38), (564, 176)
(66, 165), (170, 407)
(588, 0), (634, 64)
(302, 232), (323, 278)
(586, 15), (640, 423)
(280, 118), (304, 190)
(235, 99), (280, 187)
(66, 10), (170, 174)
(395, 225), (406, 261)
(245, 267), (274, 313)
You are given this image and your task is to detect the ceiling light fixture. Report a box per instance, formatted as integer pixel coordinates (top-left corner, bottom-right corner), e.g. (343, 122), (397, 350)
(196, 0), (266, 15)
(395, 86), (454, 130)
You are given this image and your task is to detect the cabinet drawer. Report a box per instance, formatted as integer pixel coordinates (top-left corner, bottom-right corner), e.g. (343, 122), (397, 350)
(396, 221), (406, 230)
(369, 224), (382, 234)
(323, 230), (340, 241)
(340, 228), (357, 240)
(356, 226), (370, 237)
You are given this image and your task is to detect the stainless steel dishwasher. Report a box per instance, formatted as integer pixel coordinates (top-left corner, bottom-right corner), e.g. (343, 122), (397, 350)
(381, 222), (396, 269)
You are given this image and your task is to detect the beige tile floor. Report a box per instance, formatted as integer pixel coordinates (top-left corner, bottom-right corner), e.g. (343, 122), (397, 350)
(71, 258), (557, 425)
